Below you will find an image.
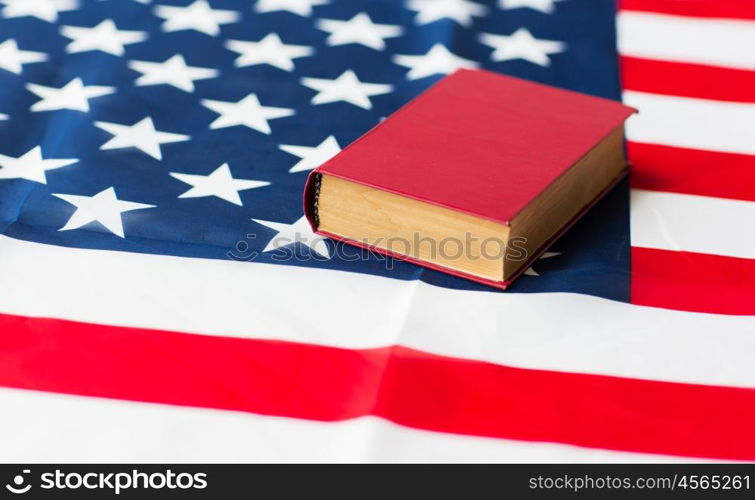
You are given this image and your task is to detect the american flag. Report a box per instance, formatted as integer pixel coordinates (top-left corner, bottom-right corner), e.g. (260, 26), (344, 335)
(0, 0), (753, 462)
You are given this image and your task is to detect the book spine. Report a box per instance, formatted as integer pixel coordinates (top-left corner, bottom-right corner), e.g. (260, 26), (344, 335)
(302, 169), (322, 231)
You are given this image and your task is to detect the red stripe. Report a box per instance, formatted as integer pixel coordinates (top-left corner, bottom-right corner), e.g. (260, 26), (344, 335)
(621, 0), (755, 20)
(1, 313), (755, 459)
(621, 56), (755, 103)
(631, 247), (755, 315)
(628, 142), (755, 202)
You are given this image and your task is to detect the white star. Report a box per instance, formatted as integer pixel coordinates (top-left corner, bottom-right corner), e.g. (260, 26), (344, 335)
(225, 33), (314, 71)
(406, 0), (487, 26)
(60, 19), (147, 56)
(393, 43), (477, 80)
(26, 78), (114, 112)
(253, 216), (330, 258)
(0, 39), (47, 74)
(170, 163), (270, 206)
(524, 251), (561, 276)
(300, 70), (392, 110)
(499, 0), (563, 14)
(316, 12), (402, 51)
(0, 114), (7, 120)
(94, 117), (189, 160)
(479, 28), (565, 66)
(279, 136), (341, 173)
(154, 0), (240, 36)
(255, 0), (328, 17)
(201, 94), (294, 134)
(53, 186), (154, 238)
(0, 146), (77, 184)
(1, 0), (78, 23)
(128, 54), (217, 92)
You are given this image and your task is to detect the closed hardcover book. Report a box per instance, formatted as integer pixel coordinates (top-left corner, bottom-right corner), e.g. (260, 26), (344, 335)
(303, 69), (636, 289)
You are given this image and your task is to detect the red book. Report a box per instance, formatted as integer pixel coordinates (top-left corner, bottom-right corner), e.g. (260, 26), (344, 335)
(304, 69), (635, 288)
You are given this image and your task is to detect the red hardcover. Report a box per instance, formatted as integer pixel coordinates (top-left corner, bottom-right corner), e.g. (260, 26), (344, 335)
(304, 69), (635, 288)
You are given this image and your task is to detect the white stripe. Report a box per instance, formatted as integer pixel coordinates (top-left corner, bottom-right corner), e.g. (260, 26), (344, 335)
(631, 189), (755, 259)
(617, 11), (755, 71)
(0, 388), (694, 463)
(623, 90), (755, 155)
(1, 236), (755, 387)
